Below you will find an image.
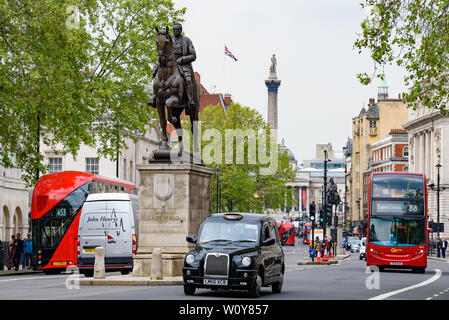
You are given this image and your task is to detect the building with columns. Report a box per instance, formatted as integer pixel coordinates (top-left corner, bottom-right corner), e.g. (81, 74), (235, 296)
(0, 166), (30, 243)
(403, 105), (449, 239)
(287, 144), (345, 221)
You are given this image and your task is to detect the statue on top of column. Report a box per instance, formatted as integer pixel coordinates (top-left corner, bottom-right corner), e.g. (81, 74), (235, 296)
(270, 54), (277, 74)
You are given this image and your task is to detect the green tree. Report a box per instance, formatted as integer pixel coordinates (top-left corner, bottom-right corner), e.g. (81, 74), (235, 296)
(355, 0), (449, 114)
(195, 103), (296, 214)
(0, 0), (185, 185)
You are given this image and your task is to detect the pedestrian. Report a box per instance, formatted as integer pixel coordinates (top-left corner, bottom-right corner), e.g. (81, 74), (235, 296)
(441, 238), (448, 259)
(328, 236), (334, 256)
(14, 233), (23, 271)
(23, 233), (32, 269)
(7, 234), (16, 270)
(315, 236), (322, 258)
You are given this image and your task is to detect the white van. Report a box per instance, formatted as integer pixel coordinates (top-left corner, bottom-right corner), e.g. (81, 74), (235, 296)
(77, 193), (138, 277)
(359, 237), (366, 260)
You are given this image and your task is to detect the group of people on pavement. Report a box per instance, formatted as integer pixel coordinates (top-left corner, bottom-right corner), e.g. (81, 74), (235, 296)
(436, 237), (448, 259)
(312, 236), (334, 258)
(4, 233), (32, 271)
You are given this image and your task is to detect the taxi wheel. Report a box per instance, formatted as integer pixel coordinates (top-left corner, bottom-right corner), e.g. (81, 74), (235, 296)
(272, 272), (283, 294)
(183, 285), (196, 296)
(248, 274), (262, 298)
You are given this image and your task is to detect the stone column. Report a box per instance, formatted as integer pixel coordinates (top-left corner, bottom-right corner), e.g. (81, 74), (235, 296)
(265, 69), (281, 142)
(420, 131), (426, 175)
(426, 130), (431, 178)
(132, 162), (213, 277)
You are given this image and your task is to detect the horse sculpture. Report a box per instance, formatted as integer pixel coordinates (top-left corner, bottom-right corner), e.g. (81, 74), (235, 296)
(152, 27), (200, 154)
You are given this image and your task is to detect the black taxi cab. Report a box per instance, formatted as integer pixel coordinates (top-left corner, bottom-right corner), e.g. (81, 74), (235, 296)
(182, 213), (285, 297)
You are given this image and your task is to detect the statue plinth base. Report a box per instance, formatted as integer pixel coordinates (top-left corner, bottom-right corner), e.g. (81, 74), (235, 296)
(132, 159), (212, 277)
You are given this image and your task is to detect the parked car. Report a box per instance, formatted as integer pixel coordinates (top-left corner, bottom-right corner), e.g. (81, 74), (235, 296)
(182, 213), (285, 298)
(77, 193), (139, 277)
(359, 237), (366, 260)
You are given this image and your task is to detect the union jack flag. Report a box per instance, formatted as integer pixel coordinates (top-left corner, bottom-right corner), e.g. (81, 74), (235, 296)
(225, 45), (238, 61)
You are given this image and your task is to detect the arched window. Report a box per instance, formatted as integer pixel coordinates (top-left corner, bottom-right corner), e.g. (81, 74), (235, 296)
(403, 146), (409, 157)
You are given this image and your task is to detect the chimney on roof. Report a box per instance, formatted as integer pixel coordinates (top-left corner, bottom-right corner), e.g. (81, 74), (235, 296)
(223, 93), (232, 107)
(194, 72), (200, 84)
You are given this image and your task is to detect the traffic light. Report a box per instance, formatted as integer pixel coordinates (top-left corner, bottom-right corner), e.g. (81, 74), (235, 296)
(325, 202), (333, 227)
(319, 209), (324, 228)
(309, 203), (316, 221)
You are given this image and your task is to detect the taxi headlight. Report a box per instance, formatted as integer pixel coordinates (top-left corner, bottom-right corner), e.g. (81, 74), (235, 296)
(185, 254), (195, 265)
(241, 256), (251, 267)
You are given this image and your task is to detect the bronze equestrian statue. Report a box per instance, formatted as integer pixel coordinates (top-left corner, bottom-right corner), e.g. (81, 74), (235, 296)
(150, 23), (200, 154)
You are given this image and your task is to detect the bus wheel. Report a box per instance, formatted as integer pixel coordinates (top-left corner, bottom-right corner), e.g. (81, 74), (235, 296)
(413, 267), (425, 274)
(44, 269), (61, 275)
(82, 270), (94, 277)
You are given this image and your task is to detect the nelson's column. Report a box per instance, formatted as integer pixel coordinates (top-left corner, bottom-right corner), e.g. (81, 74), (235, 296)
(265, 54), (281, 141)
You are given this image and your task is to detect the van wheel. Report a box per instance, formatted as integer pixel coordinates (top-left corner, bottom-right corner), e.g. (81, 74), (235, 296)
(248, 274), (262, 298)
(121, 270), (130, 275)
(184, 285), (196, 296)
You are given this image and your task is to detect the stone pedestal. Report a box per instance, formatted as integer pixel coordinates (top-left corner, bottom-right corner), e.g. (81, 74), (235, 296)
(132, 162), (213, 277)
(336, 224), (346, 255)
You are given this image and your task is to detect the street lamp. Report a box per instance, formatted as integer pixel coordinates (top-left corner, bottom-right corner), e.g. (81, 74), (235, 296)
(216, 167), (220, 213)
(428, 163), (444, 237)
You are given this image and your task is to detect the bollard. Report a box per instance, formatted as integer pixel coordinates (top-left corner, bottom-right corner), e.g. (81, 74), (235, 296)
(151, 248), (163, 279)
(94, 247), (105, 279)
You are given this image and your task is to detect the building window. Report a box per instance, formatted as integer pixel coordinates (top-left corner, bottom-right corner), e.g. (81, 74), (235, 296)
(86, 157), (99, 174)
(49, 157), (62, 173)
(403, 146), (409, 157)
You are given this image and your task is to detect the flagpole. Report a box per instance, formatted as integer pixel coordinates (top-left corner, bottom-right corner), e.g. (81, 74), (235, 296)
(223, 44), (226, 94)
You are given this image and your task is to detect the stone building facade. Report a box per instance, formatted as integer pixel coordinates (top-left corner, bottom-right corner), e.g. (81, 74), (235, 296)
(350, 96), (409, 230)
(0, 166), (30, 243)
(403, 105), (449, 239)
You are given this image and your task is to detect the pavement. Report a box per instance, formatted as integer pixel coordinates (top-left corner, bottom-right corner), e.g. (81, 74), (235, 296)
(0, 267), (41, 276)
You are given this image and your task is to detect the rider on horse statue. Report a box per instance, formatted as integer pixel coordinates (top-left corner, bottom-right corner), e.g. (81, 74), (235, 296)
(150, 23), (198, 110)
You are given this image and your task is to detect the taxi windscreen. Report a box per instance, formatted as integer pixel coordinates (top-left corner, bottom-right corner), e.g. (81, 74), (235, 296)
(199, 221), (260, 244)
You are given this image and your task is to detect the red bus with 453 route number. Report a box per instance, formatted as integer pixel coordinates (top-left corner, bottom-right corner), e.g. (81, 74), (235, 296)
(366, 172), (427, 273)
(31, 171), (136, 273)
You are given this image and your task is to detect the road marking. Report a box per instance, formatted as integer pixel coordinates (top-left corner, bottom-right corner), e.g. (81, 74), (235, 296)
(369, 269), (442, 300)
(0, 275), (65, 283)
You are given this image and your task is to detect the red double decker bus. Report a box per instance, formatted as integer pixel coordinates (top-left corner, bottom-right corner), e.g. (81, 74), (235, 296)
(366, 172), (427, 273)
(31, 171), (136, 273)
(303, 222), (312, 244)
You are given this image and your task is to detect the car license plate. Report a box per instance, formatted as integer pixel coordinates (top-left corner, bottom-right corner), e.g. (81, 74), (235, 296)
(203, 279), (228, 286)
(83, 248), (96, 253)
(390, 261), (403, 265)
(52, 261), (67, 266)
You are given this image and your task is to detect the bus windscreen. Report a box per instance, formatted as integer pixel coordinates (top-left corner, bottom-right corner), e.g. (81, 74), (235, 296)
(368, 217), (425, 246)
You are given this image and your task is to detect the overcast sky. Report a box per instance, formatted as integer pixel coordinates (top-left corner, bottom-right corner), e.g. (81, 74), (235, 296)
(172, 0), (408, 164)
